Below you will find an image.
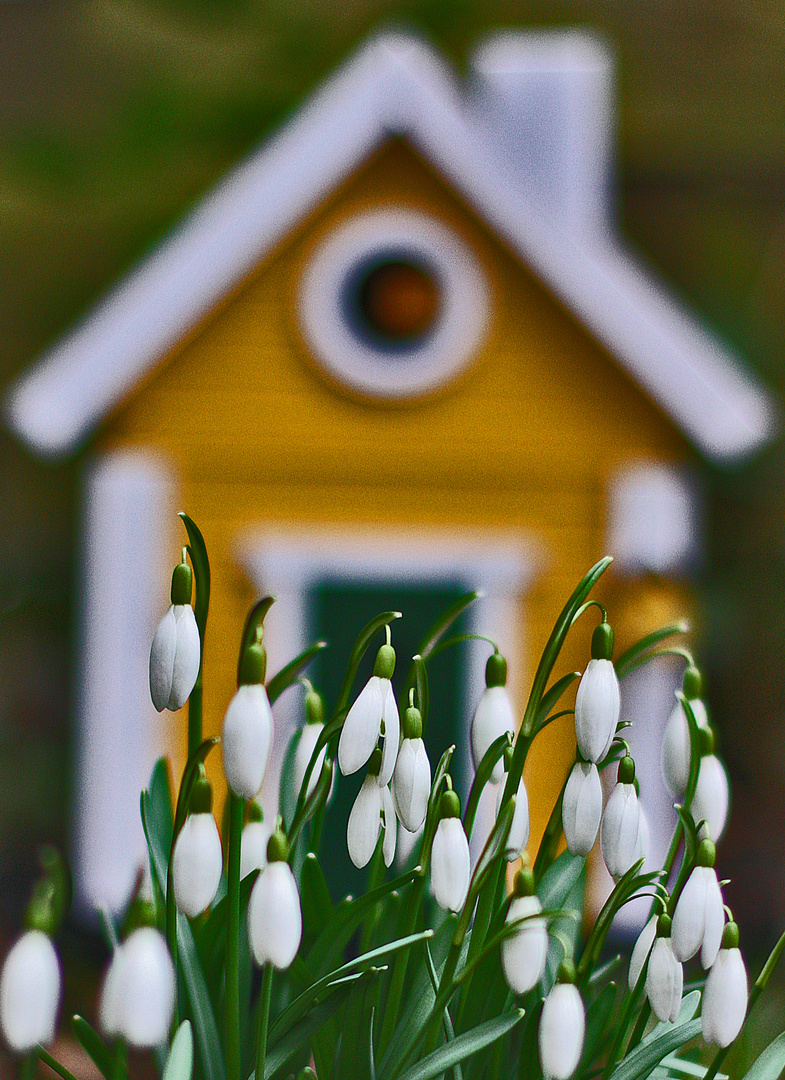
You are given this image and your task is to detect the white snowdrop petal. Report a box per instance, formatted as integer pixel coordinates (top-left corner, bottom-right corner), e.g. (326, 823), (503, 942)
(702, 948), (747, 1047)
(671, 867), (709, 963)
(563, 761), (603, 857)
(294, 723), (326, 800)
(117, 928), (176, 1048)
(347, 776), (383, 869)
(0, 931), (61, 1052)
(339, 677), (383, 776)
(378, 681), (400, 786)
(539, 983), (585, 1080)
(701, 872), (725, 969)
(222, 684), (274, 800)
(471, 686), (515, 783)
(629, 916), (658, 990)
(393, 738), (431, 833)
(646, 938), (683, 1023)
(501, 896), (547, 994)
(149, 607), (178, 713)
(381, 785), (397, 868)
(241, 819), (271, 879)
(98, 947), (125, 1038)
(496, 779), (530, 859)
(601, 784), (643, 881)
(574, 659), (620, 764)
(691, 756), (730, 843)
(661, 698), (708, 798)
(173, 813), (223, 918)
(431, 818), (470, 913)
(248, 862), (302, 970)
(168, 605), (201, 710)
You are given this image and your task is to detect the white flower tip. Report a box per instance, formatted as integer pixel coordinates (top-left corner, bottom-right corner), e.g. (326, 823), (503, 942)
(0, 932), (61, 1052)
(248, 862), (302, 970)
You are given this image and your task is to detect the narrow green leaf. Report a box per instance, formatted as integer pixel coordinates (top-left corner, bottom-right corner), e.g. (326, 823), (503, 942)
(607, 993), (702, 1080)
(534, 671), (581, 728)
(412, 654), (429, 732)
(537, 850), (584, 911)
(582, 981), (617, 1067)
(145, 757), (174, 857)
(37, 1048), (80, 1080)
(179, 512), (210, 643)
(71, 1015), (113, 1079)
(163, 1021), (194, 1080)
(396, 1011), (525, 1080)
(659, 1054), (726, 1079)
(741, 1033), (785, 1080)
(300, 853), (334, 948)
(173, 738), (220, 838)
(267, 641), (328, 704)
(615, 622), (690, 678)
(463, 732), (511, 840)
(419, 590), (484, 660)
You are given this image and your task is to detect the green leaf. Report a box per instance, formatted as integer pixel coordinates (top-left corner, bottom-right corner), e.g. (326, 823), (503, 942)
(537, 850), (584, 911)
(395, 1010), (525, 1080)
(582, 981), (617, 1067)
(267, 641), (328, 705)
(412, 653), (429, 732)
(607, 993), (702, 1080)
(741, 1033), (785, 1080)
(146, 757), (174, 856)
(71, 1015), (113, 1079)
(300, 853), (334, 949)
(418, 590), (484, 660)
(179, 512), (210, 644)
(163, 1021), (194, 1080)
(614, 622), (690, 678)
(36, 1049), (80, 1080)
(534, 670), (581, 729)
(463, 732), (511, 840)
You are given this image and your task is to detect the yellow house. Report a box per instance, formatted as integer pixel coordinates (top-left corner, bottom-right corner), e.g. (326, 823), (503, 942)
(7, 31), (775, 913)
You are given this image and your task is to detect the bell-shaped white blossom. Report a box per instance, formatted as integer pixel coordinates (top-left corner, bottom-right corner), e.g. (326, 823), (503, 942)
(646, 936), (683, 1023)
(574, 659), (620, 764)
(690, 755), (729, 842)
(601, 780), (647, 881)
(99, 928), (176, 1048)
(431, 816), (471, 913)
(562, 760), (603, 857)
(241, 818), (271, 879)
(222, 684), (274, 800)
(496, 778), (530, 860)
(539, 982), (585, 1080)
(172, 812), (223, 918)
(702, 946), (747, 1047)
(294, 721), (327, 801)
(0, 931), (61, 1052)
(501, 895), (547, 994)
(149, 605), (200, 712)
(628, 915), (657, 990)
(471, 685), (516, 783)
(248, 861), (302, 970)
(661, 697), (709, 798)
(347, 774), (396, 869)
(393, 738), (431, 833)
(671, 865), (724, 968)
(339, 676), (400, 785)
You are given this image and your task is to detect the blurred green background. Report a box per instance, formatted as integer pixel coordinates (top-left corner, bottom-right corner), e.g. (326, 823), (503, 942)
(2, 0), (785, 1011)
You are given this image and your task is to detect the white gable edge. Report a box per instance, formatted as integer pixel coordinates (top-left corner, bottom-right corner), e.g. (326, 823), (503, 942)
(5, 32), (776, 463)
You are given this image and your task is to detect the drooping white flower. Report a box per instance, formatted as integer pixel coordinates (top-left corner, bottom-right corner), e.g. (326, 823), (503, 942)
(431, 792), (471, 913)
(99, 928), (176, 1048)
(690, 754), (730, 842)
(702, 924), (747, 1047)
(562, 759), (603, 857)
(496, 775), (530, 860)
(149, 560), (201, 712)
(671, 841), (724, 968)
(501, 883), (547, 995)
(471, 653), (515, 783)
(575, 661), (619, 764)
(248, 841), (302, 970)
(646, 925), (683, 1023)
(628, 915), (657, 990)
(172, 789), (223, 918)
(338, 643), (399, 785)
(347, 756), (397, 869)
(0, 931), (61, 1052)
(661, 690), (709, 799)
(539, 976), (585, 1080)
(222, 646), (274, 800)
(241, 806), (271, 879)
(600, 756), (647, 881)
(392, 705), (431, 833)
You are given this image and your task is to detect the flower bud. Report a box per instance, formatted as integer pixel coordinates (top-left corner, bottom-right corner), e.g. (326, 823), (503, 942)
(702, 924), (747, 1047)
(248, 860), (302, 970)
(562, 760), (602, 857)
(574, 656), (620, 764)
(539, 979), (585, 1080)
(0, 931), (61, 1052)
(471, 655), (515, 784)
(645, 924), (683, 1023)
(600, 759), (647, 880)
(431, 810), (470, 913)
(393, 733), (431, 833)
(495, 775), (530, 860)
(661, 695), (709, 799)
(501, 894), (547, 994)
(671, 858), (724, 969)
(222, 682), (274, 800)
(172, 782), (222, 918)
(149, 595), (200, 712)
(338, 644), (400, 785)
(690, 754), (729, 842)
(99, 928), (175, 1048)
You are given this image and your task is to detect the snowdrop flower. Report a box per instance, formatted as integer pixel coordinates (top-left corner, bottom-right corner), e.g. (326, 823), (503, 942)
(392, 701), (431, 833)
(470, 653), (515, 783)
(338, 640), (399, 786)
(645, 916), (683, 1023)
(702, 921), (748, 1047)
(562, 758), (603, 857)
(628, 915), (657, 990)
(222, 643), (274, 800)
(690, 749), (730, 842)
(671, 839), (724, 968)
(539, 963), (585, 1080)
(347, 750), (396, 869)
(172, 772), (222, 917)
(501, 867), (547, 994)
(294, 688), (331, 802)
(600, 755), (647, 880)
(496, 752), (529, 859)
(661, 666), (708, 798)
(574, 622), (619, 764)
(431, 789), (471, 913)
(99, 927), (176, 1048)
(248, 830), (302, 970)
(240, 801), (271, 879)
(149, 559), (201, 712)
(0, 930), (61, 1052)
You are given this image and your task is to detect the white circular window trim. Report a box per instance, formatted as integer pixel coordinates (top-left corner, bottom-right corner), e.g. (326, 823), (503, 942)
(298, 209), (491, 399)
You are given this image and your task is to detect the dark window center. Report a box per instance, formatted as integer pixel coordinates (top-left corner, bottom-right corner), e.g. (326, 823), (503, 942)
(343, 254), (441, 351)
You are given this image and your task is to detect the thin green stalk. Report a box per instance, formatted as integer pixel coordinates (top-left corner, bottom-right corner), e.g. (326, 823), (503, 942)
(19, 1053), (35, 1080)
(361, 838), (387, 952)
(255, 964), (274, 1080)
(165, 856), (179, 1026)
(226, 795), (244, 1080)
(454, 861), (503, 1031)
(36, 1048), (79, 1080)
(377, 872), (426, 1056)
(188, 679), (203, 760)
(626, 1000), (651, 1053)
(602, 957), (649, 1078)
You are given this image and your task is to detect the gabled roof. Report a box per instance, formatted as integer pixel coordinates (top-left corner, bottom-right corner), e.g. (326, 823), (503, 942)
(6, 33), (776, 462)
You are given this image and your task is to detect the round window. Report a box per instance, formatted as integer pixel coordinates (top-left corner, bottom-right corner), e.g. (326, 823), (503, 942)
(298, 210), (490, 399)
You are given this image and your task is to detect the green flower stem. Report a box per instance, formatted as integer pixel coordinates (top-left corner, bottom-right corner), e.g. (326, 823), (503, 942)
(225, 794), (244, 1080)
(360, 838), (387, 952)
(187, 679), (203, 762)
(614, 622), (690, 679)
(377, 872), (426, 1058)
(626, 999), (651, 1054)
(19, 1053), (35, 1080)
(602, 954), (650, 1078)
(165, 854), (179, 1026)
(255, 963), (274, 1080)
(454, 861), (503, 1031)
(533, 773), (570, 884)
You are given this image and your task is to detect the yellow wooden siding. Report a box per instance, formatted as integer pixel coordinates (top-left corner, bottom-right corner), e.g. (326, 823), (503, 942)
(96, 138), (692, 850)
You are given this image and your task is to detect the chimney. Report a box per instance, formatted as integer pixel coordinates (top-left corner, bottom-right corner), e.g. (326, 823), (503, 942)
(469, 30), (615, 238)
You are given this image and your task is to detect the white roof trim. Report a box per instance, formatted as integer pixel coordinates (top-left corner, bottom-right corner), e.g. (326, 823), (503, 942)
(6, 32), (776, 462)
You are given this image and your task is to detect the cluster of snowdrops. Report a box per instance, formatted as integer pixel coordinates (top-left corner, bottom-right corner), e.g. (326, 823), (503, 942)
(2, 514), (785, 1080)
